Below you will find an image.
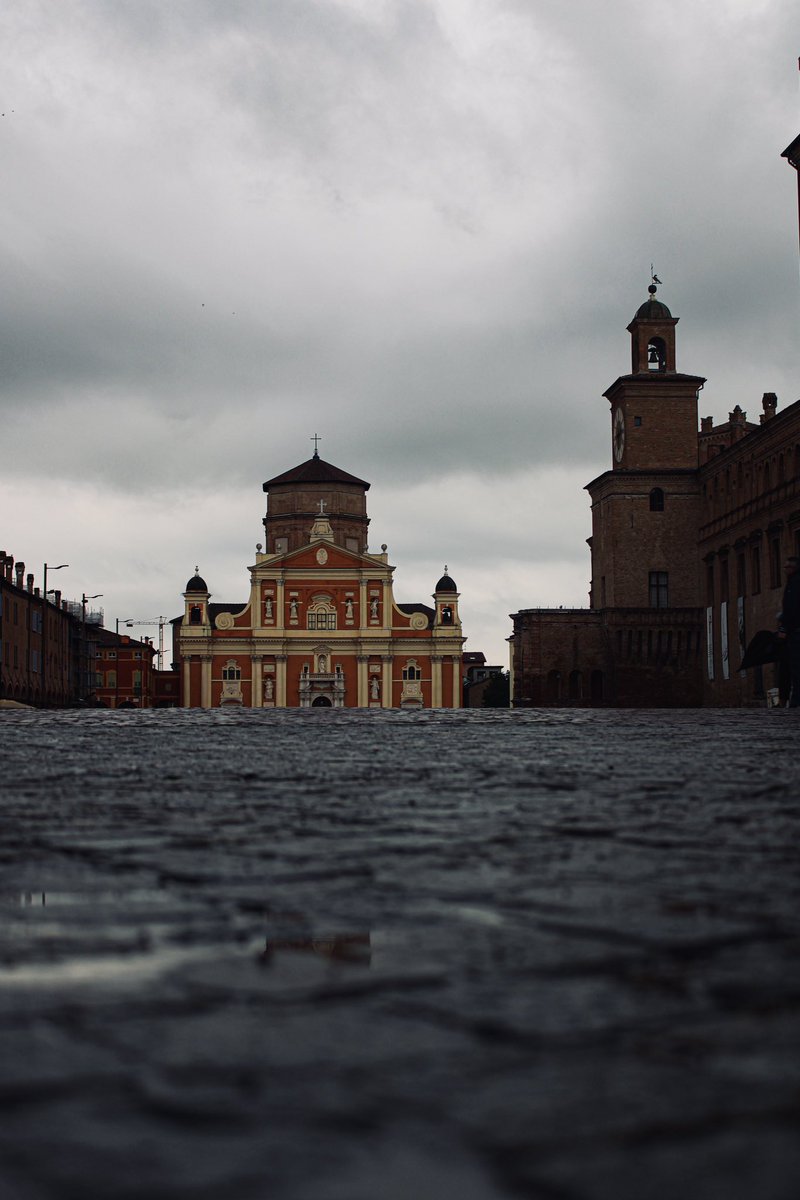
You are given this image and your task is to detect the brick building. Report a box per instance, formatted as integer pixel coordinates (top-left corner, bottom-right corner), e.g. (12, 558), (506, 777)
(92, 627), (157, 708)
(0, 553), (77, 707)
(509, 285), (799, 708)
(175, 451), (465, 708)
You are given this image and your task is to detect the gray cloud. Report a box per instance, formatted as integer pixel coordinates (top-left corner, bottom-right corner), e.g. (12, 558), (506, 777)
(1, 0), (797, 664)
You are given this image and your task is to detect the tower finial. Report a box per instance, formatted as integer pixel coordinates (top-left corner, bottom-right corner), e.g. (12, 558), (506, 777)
(310, 433), (321, 459)
(649, 264), (662, 296)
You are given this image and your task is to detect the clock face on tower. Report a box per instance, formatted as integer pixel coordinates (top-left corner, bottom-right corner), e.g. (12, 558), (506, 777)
(613, 407), (625, 463)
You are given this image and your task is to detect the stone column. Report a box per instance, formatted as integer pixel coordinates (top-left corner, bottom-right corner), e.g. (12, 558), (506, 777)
(357, 655), (369, 707)
(359, 579), (368, 628)
(382, 578), (392, 629)
(252, 581), (262, 630)
(201, 656), (213, 709)
(381, 655), (393, 708)
(275, 579), (285, 631)
(251, 656), (262, 708)
(431, 655), (443, 708)
(275, 654), (287, 707)
(451, 656), (462, 709)
(182, 657), (193, 708)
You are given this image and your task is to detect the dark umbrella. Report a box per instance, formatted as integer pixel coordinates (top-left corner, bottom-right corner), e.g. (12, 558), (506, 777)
(740, 629), (783, 670)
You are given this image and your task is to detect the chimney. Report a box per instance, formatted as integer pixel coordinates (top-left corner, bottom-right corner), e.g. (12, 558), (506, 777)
(4, 556), (12, 581)
(54, 590), (61, 607)
(15, 562), (25, 587)
(26, 573), (34, 593)
(700, 416), (713, 432)
(760, 392), (778, 424)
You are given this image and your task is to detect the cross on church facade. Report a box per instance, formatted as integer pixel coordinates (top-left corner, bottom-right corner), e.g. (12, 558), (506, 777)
(310, 433), (321, 456)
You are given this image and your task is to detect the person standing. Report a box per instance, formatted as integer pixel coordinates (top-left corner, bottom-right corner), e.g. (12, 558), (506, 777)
(778, 556), (800, 707)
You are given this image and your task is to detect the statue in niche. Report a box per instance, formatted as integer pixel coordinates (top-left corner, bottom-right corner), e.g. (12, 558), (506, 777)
(370, 598), (379, 619)
(370, 676), (380, 700)
(318, 654), (327, 674)
(289, 598), (298, 618)
(345, 598), (354, 619)
(264, 677), (274, 700)
(264, 597), (273, 619)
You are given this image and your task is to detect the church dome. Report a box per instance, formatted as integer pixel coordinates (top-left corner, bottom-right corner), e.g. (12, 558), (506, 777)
(634, 285), (672, 321)
(435, 569), (457, 592)
(185, 571), (208, 593)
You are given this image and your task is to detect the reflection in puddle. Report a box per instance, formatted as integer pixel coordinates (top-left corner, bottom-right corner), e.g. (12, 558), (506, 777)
(263, 933), (371, 965)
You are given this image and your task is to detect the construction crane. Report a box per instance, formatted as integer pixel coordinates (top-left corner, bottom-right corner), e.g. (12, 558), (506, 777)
(119, 618), (168, 670)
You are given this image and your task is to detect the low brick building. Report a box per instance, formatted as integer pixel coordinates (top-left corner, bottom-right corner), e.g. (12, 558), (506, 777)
(92, 628), (157, 708)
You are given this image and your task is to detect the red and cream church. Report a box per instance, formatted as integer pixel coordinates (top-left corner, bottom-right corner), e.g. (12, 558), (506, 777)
(176, 449), (465, 708)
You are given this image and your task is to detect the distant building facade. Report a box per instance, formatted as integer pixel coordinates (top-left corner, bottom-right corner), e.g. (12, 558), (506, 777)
(92, 627), (157, 708)
(175, 452), (465, 708)
(0, 552), (77, 707)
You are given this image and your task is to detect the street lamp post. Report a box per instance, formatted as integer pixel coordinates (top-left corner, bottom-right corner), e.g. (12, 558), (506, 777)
(114, 618), (135, 707)
(81, 593), (103, 702)
(42, 563), (68, 706)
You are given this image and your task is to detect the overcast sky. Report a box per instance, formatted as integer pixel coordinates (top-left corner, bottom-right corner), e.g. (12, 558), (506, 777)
(1, 0), (798, 669)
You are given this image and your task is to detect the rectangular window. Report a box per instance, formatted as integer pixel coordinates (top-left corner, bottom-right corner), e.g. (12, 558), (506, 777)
(736, 552), (746, 598)
(649, 571), (669, 609)
(132, 670), (142, 692)
(307, 612), (336, 630)
(107, 670), (117, 688)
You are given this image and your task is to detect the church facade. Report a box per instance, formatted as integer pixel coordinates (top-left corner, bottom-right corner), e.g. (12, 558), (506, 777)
(176, 451), (465, 708)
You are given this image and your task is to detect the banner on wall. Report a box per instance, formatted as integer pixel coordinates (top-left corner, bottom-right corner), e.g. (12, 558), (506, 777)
(720, 601), (729, 681)
(706, 606), (715, 681)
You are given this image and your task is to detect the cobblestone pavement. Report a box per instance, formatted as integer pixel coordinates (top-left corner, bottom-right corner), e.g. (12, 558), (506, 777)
(0, 708), (798, 1200)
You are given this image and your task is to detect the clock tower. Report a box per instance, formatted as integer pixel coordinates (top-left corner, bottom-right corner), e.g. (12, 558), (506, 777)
(586, 285), (705, 610)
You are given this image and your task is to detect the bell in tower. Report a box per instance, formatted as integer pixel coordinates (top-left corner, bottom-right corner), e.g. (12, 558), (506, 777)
(628, 281), (678, 374)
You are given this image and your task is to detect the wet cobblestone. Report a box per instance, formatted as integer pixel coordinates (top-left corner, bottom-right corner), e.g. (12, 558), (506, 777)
(0, 708), (798, 1199)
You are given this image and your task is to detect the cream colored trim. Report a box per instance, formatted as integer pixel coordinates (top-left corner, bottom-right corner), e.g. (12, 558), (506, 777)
(431, 656), (443, 708)
(451, 657), (461, 708)
(381, 655), (392, 708)
(201, 656), (212, 709)
(251, 657), (262, 708)
(357, 656), (369, 707)
(182, 657), (192, 708)
(275, 655), (287, 707)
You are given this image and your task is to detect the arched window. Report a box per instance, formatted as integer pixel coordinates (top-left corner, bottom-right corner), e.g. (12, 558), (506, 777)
(222, 660), (241, 681)
(647, 337), (667, 372)
(568, 670), (582, 701)
(590, 670), (604, 703)
(649, 487), (665, 512)
(402, 661), (421, 681)
(307, 597), (336, 631)
(547, 670), (561, 701)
